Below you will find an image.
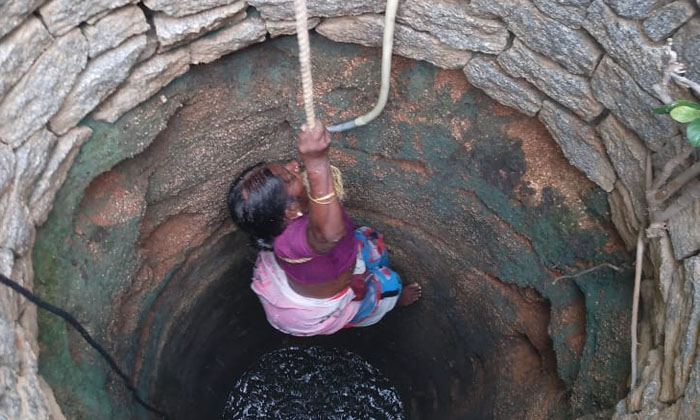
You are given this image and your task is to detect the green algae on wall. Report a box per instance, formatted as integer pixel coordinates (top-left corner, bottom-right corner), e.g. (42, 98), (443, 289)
(316, 50), (633, 413)
(33, 35), (632, 419)
(34, 76), (193, 420)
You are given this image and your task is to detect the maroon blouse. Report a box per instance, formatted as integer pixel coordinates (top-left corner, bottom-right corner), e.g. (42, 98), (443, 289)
(273, 206), (358, 284)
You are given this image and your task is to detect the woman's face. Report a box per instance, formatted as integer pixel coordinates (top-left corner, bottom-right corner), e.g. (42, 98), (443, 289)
(269, 160), (309, 214)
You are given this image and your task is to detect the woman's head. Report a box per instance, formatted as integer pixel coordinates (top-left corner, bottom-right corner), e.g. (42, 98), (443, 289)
(227, 161), (307, 250)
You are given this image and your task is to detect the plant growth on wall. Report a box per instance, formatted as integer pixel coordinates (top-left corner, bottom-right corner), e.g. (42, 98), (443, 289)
(654, 99), (700, 146)
(629, 40), (700, 389)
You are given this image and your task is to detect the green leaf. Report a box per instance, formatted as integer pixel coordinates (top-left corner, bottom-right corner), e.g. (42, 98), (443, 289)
(670, 106), (700, 123)
(687, 118), (700, 147)
(653, 100), (700, 114)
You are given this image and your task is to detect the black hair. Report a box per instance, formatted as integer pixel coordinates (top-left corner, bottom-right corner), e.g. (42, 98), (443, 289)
(227, 162), (293, 250)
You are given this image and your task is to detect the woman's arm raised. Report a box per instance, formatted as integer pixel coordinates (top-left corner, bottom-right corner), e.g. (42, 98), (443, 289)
(298, 119), (346, 254)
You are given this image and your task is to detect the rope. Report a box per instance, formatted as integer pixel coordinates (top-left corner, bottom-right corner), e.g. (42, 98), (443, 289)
(0, 273), (169, 419)
(293, 0), (316, 129)
(292, 0), (398, 133)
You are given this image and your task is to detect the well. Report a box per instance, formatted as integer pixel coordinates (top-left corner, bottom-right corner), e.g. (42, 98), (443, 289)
(0, 1), (698, 419)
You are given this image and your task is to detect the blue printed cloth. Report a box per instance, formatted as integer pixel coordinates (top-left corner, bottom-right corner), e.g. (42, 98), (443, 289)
(347, 227), (402, 327)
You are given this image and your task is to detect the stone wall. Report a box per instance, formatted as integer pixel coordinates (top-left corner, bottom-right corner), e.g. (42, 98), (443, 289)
(0, 0), (697, 418)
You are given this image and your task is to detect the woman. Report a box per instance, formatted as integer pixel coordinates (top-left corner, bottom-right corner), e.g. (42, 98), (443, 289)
(228, 119), (421, 336)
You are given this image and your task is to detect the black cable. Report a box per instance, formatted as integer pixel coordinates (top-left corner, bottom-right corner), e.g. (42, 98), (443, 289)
(0, 273), (169, 419)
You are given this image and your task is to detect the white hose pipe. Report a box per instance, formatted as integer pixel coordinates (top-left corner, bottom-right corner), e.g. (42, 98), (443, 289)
(327, 0), (400, 133)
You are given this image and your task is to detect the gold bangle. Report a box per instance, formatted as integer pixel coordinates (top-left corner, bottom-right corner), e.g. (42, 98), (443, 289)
(277, 255), (312, 264)
(308, 191), (336, 205)
(310, 191), (335, 201)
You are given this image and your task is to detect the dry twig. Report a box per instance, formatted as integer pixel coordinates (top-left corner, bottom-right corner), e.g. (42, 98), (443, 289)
(671, 73), (700, 97)
(654, 180), (700, 223)
(649, 161), (700, 211)
(647, 40), (700, 223)
(650, 146), (694, 191)
(627, 37), (699, 393)
(631, 229), (645, 388)
(552, 263), (623, 283)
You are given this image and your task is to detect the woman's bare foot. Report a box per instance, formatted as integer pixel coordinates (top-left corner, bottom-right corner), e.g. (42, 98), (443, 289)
(397, 283), (422, 307)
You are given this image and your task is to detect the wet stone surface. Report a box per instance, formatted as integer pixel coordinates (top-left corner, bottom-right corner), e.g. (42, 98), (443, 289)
(33, 34), (632, 420)
(222, 346), (403, 419)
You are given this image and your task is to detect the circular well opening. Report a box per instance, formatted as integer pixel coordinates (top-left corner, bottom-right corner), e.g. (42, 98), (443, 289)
(34, 35), (633, 420)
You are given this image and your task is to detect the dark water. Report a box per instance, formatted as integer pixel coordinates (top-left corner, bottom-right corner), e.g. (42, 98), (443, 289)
(222, 346), (404, 419)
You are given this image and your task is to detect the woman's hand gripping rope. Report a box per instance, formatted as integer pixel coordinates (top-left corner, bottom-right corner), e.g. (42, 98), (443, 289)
(298, 118), (331, 165)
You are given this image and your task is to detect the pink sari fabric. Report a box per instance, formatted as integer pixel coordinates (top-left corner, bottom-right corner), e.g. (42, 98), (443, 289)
(251, 251), (362, 336)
